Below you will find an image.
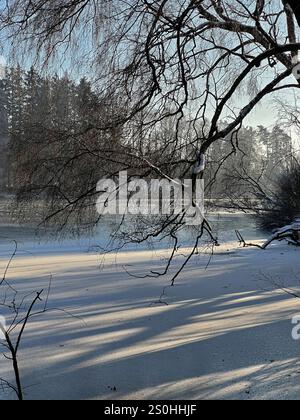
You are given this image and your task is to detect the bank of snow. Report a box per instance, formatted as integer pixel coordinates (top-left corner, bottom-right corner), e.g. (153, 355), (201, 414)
(1, 238), (300, 400)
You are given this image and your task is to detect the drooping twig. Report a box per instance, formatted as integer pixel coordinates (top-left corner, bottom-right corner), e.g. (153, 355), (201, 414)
(0, 243), (47, 400)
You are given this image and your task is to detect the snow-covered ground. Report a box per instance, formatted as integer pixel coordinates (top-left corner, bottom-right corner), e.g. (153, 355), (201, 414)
(1, 218), (300, 400)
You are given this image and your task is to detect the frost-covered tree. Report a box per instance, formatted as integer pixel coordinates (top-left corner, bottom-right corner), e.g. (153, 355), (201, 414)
(1, 1), (300, 274)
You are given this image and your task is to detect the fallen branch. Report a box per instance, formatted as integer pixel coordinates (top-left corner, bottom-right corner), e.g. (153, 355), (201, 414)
(236, 223), (300, 250)
(235, 230), (265, 249)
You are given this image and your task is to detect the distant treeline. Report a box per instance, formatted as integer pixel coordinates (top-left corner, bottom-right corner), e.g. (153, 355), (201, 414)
(206, 123), (294, 201)
(0, 66), (295, 210)
(0, 66), (109, 192)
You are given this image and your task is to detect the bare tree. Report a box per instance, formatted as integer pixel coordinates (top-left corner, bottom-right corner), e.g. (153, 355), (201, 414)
(1, 1), (300, 279)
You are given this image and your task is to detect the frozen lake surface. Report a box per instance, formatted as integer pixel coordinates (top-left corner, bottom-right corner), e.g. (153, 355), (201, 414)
(1, 206), (300, 400)
(1, 232), (300, 400)
(0, 212), (266, 257)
